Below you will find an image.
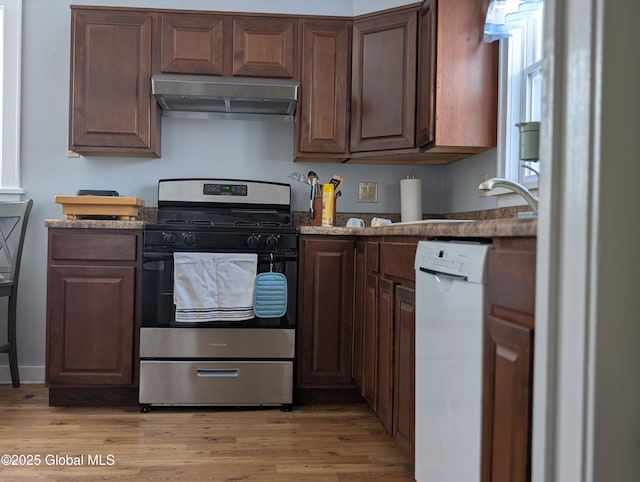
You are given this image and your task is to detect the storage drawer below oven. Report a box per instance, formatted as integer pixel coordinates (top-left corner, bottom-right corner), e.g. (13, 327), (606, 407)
(139, 360), (293, 406)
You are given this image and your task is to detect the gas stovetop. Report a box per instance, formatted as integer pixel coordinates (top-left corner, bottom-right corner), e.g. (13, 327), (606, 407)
(155, 208), (292, 229)
(145, 178), (297, 252)
(144, 224), (298, 251)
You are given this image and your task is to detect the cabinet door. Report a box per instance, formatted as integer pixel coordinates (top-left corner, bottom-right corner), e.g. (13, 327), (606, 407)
(353, 241), (366, 389)
(362, 272), (378, 408)
(297, 19), (351, 156)
(482, 238), (536, 482)
(422, 0), (498, 150)
(231, 16), (297, 78)
(69, 9), (159, 157)
(393, 285), (415, 462)
(377, 278), (395, 434)
(298, 237), (355, 387)
(416, 1), (436, 147)
(351, 9), (417, 152)
(47, 265), (136, 386)
(160, 14), (224, 74)
(481, 315), (534, 482)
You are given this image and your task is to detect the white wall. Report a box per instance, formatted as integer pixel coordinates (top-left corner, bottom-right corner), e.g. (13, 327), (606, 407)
(442, 149), (499, 213)
(3, 0), (492, 381)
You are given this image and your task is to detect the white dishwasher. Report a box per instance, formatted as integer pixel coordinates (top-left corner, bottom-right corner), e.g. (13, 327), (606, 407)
(413, 240), (490, 482)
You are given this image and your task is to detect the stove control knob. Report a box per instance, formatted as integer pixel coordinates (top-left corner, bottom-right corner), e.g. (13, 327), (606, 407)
(247, 234), (262, 248)
(266, 235), (280, 249)
(182, 232), (196, 246)
(162, 231), (177, 244)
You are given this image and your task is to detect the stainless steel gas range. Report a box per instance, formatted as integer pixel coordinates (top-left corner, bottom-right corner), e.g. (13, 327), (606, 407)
(139, 179), (298, 411)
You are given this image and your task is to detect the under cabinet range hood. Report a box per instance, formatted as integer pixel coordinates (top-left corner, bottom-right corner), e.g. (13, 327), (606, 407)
(151, 74), (300, 117)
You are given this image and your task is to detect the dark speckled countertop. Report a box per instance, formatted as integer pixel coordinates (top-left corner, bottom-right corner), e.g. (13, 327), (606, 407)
(45, 207), (536, 238)
(299, 217), (536, 238)
(45, 219), (145, 229)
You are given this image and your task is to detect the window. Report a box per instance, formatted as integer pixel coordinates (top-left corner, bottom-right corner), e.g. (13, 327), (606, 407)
(0, 0), (24, 200)
(497, 2), (544, 188)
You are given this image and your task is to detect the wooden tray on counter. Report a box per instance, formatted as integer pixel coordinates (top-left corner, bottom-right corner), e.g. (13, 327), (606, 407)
(54, 195), (145, 220)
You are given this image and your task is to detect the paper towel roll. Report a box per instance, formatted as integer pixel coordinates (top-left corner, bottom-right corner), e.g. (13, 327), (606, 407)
(400, 178), (422, 222)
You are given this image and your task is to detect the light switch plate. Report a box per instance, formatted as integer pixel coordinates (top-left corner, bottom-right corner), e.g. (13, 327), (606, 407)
(358, 182), (378, 203)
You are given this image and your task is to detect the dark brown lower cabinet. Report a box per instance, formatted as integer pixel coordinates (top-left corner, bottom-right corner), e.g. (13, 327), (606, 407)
(482, 237), (536, 482)
(354, 238), (416, 460)
(297, 236), (356, 393)
(46, 229), (142, 406)
(362, 272), (379, 408)
(376, 278), (395, 434)
(47, 265), (136, 386)
(303, 233), (537, 476)
(352, 242), (366, 389)
(393, 285), (415, 461)
(482, 315), (534, 482)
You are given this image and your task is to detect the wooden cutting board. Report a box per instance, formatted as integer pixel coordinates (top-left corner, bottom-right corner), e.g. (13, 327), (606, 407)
(54, 195), (145, 220)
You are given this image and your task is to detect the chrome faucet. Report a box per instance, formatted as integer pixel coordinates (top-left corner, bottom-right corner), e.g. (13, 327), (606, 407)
(478, 178), (539, 213)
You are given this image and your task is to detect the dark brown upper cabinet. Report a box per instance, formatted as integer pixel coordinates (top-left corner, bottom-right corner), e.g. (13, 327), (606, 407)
(231, 16), (297, 78)
(349, 1), (498, 164)
(350, 8), (418, 153)
(296, 19), (351, 160)
(160, 13), (297, 78)
(69, 4), (496, 163)
(416, 0), (499, 155)
(160, 13), (225, 75)
(69, 8), (160, 157)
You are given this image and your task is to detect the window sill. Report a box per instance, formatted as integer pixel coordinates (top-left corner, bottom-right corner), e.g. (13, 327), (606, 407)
(0, 188), (26, 201)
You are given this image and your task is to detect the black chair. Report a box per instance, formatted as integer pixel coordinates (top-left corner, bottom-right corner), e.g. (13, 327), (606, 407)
(0, 200), (33, 387)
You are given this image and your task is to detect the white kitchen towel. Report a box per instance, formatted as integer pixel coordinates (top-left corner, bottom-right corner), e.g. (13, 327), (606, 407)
(173, 253), (258, 322)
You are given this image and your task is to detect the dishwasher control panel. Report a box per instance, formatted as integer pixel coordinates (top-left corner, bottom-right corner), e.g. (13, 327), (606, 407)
(414, 241), (490, 283)
(424, 248), (465, 274)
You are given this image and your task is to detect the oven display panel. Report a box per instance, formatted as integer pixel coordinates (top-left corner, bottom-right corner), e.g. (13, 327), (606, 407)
(203, 183), (248, 196)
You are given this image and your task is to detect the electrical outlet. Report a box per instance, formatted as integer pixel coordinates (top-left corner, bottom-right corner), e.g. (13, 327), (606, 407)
(478, 174), (487, 198)
(357, 182), (378, 203)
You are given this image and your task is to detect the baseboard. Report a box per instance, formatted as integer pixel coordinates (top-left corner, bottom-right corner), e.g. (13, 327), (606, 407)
(295, 387), (364, 405)
(0, 365), (45, 384)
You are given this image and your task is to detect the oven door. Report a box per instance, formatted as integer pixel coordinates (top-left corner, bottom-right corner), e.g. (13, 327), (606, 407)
(141, 250), (297, 329)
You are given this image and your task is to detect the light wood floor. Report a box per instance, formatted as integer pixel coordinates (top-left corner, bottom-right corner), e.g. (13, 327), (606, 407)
(0, 384), (415, 481)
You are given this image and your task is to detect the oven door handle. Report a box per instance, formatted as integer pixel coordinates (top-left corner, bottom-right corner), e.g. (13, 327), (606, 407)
(196, 368), (239, 378)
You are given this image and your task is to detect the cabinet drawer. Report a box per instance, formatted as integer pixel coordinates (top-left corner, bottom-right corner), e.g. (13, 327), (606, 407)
(379, 242), (417, 281)
(139, 360), (293, 405)
(50, 232), (138, 261)
(488, 239), (537, 316)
